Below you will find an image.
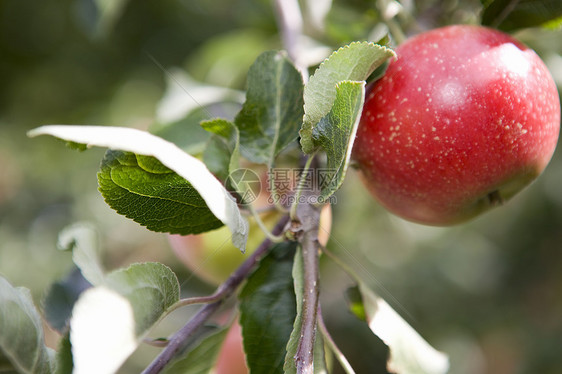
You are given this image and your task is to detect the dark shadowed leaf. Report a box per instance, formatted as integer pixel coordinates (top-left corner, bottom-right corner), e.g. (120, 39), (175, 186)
(201, 118), (241, 179)
(161, 325), (229, 374)
(481, 0), (562, 31)
(239, 241), (298, 374)
(234, 51), (304, 165)
(43, 269), (91, 334)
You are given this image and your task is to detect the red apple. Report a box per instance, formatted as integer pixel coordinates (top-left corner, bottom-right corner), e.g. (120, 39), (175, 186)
(353, 25), (560, 225)
(214, 320), (248, 374)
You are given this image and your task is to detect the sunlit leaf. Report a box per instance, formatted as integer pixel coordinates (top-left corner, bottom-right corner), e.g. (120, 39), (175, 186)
(0, 276), (55, 374)
(70, 287), (137, 374)
(57, 223), (104, 286)
(312, 80), (365, 200)
(300, 41), (394, 154)
(358, 284), (449, 374)
(70, 262), (180, 374)
(28, 125), (249, 252)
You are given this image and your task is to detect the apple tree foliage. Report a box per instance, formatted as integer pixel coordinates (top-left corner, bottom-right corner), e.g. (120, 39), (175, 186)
(1, 0), (561, 373)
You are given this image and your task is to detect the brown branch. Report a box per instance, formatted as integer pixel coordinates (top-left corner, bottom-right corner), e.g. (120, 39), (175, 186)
(292, 192), (322, 374)
(142, 215), (290, 374)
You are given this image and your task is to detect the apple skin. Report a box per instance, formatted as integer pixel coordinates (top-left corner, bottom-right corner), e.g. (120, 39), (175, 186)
(214, 320), (248, 374)
(353, 25), (560, 225)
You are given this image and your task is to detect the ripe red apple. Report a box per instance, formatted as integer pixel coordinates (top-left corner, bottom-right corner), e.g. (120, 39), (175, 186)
(353, 25), (560, 225)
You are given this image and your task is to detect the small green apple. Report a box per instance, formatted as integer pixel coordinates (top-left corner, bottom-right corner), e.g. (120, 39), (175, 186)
(169, 204), (332, 285)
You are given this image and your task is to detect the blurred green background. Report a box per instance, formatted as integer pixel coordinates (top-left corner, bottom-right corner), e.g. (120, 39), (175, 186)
(1, 0), (561, 373)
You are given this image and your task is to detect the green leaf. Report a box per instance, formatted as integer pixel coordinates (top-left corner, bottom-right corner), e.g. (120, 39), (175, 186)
(345, 286), (366, 322)
(57, 223), (105, 286)
(0, 276), (55, 374)
(234, 50), (304, 165)
(28, 125), (249, 252)
(357, 283), (449, 374)
(152, 103), (242, 156)
(201, 118), (241, 176)
(55, 334), (73, 374)
(313, 81), (365, 200)
(239, 241), (298, 374)
(300, 41), (394, 154)
(283, 245), (303, 374)
(161, 325), (229, 374)
(43, 269), (91, 334)
(69, 262), (180, 373)
(0, 351), (18, 373)
(203, 135), (232, 182)
(98, 150), (224, 235)
(105, 262), (180, 336)
(481, 0), (562, 31)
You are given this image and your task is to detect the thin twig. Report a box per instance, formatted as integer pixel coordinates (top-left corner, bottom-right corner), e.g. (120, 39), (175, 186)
(142, 215), (290, 374)
(292, 192), (322, 374)
(290, 153), (316, 221)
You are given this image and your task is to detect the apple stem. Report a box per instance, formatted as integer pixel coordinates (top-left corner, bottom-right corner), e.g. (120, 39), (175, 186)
(290, 153), (317, 222)
(248, 203), (286, 243)
(142, 215), (290, 374)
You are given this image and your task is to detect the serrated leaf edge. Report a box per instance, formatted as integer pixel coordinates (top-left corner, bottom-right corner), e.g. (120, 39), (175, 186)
(28, 125), (249, 252)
